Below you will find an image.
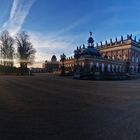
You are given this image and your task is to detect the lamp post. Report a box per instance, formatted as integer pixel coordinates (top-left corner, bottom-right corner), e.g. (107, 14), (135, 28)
(60, 53), (66, 76)
(74, 50), (80, 66)
(74, 49), (81, 78)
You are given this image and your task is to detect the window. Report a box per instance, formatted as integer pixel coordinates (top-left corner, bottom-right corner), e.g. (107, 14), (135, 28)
(116, 65), (118, 72)
(132, 56), (134, 62)
(119, 66), (122, 72)
(136, 57), (139, 63)
(96, 63), (99, 71)
(101, 63), (104, 72)
(90, 62), (94, 70)
(108, 64), (111, 72)
(112, 65), (114, 72)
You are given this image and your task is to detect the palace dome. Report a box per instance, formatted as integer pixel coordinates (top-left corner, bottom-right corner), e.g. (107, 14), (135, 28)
(51, 55), (57, 62)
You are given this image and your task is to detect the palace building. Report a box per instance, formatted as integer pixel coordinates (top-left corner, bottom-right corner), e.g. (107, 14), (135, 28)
(62, 32), (140, 78)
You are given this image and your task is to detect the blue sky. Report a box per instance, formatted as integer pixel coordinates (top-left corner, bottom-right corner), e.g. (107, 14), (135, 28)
(0, 0), (140, 67)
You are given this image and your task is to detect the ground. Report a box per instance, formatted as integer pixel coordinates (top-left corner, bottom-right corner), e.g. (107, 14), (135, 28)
(0, 74), (140, 140)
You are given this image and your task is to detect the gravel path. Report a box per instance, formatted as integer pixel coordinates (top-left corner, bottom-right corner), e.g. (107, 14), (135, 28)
(0, 74), (140, 140)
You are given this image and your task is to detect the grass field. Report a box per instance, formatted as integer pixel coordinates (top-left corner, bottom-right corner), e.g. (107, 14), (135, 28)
(0, 73), (140, 140)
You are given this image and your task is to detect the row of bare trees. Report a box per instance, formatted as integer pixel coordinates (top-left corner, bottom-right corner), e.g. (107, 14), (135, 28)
(0, 30), (36, 74)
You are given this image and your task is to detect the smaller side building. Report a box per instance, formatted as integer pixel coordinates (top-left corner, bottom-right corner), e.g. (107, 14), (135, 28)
(43, 55), (59, 73)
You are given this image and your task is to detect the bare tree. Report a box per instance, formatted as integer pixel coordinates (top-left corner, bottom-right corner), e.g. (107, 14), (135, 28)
(0, 30), (15, 67)
(16, 32), (36, 75)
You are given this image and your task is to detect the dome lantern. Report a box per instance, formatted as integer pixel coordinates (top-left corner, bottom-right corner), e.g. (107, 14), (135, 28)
(88, 32), (94, 48)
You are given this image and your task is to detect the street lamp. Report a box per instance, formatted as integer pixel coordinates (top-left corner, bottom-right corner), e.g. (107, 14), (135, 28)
(60, 53), (66, 76)
(74, 48), (81, 78)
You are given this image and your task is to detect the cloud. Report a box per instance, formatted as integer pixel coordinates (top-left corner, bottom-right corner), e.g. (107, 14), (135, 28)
(10, 0), (19, 20)
(2, 0), (35, 36)
(29, 31), (84, 63)
(0, 0), (90, 68)
(27, 14), (90, 67)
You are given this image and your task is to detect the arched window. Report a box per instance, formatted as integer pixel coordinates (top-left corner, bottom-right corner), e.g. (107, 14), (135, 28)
(132, 56), (135, 62)
(136, 57), (139, 63)
(96, 63), (99, 71)
(108, 64), (111, 72)
(131, 66), (134, 73)
(90, 62), (94, 71)
(101, 63), (104, 72)
(116, 65), (118, 72)
(112, 65), (115, 72)
(82, 62), (84, 68)
(123, 55), (126, 61)
(119, 65), (122, 73)
(112, 56), (115, 60)
(136, 66), (138, 73)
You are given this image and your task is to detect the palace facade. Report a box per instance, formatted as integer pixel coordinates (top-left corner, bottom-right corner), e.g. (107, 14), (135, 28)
(62, 33), (140, 78)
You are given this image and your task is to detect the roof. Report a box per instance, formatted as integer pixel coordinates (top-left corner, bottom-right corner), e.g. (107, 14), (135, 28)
(81, 47), (101, 57)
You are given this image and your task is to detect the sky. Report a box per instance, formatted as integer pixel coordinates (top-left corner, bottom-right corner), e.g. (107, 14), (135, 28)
(0, 0), (140, 67)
